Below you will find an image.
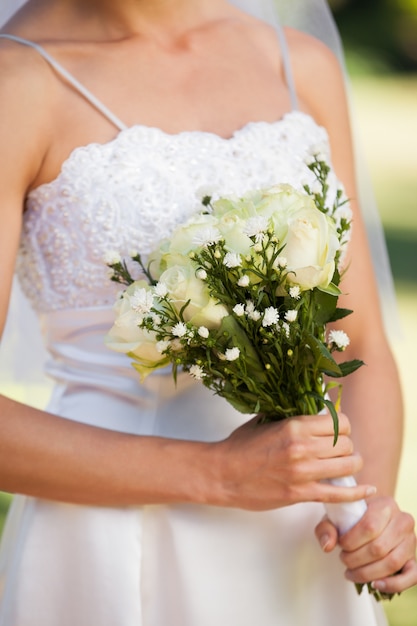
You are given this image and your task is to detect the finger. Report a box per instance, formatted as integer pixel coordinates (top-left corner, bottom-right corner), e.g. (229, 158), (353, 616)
(297, 481), (376, 504)
(371, 558), (417, 595)
(314, 434), (354, 459)
(292, 412), (351, 437)
(299, 453), (364, 483)
(339, 500), (395, 552)
(315, 516), (338, 552)
(340, 513), (402, 570)
(345, 536), (416, 586)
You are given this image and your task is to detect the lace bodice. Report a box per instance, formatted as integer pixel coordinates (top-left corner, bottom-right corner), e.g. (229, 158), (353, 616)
(17, 111), (340, 313)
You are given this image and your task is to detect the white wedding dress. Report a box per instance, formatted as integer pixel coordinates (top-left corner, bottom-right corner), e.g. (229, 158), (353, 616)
(0, 34), (387, 626)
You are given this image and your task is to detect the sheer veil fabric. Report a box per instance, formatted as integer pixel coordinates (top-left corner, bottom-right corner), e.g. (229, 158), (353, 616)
(0, 0), (397, 407)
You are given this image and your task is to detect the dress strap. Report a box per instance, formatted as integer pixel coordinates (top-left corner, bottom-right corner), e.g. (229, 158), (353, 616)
(274, 24), (299, 111)
(0, 34), (127, 131)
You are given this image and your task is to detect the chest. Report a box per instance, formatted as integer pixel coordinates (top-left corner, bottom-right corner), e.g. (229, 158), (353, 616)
(18, 113), (334, 313)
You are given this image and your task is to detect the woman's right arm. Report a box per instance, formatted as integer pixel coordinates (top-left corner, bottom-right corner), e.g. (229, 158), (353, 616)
(0, 43), (374, 512)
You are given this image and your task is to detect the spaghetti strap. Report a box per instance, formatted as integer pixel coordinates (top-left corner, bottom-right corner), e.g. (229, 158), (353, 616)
(0, 28), (299, 126)
(274, 23), (299, 111)
(0, 34), (127, 132)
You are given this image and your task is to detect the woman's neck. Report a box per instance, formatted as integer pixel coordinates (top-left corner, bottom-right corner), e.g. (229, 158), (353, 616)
(17, 0), (235, 42)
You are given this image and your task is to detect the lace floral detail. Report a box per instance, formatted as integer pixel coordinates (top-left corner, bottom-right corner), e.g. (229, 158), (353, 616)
(17, 111), (342, 312)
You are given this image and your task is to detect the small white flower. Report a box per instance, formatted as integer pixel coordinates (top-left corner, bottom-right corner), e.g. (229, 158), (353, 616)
(245, 300), (255, 314)
(104, 250), (122, 265)
(316, 152), (328, 163)
(192, 227), (222, 247)
(233, 304), (245, 317)
(289, 286), (301, 300)
(172, 322), (187, 337)
(311, 180), (322, 195)
(248, 310), (261, 322)
(277, 256), (288, 268)
(130, 288), (154, 314)
(223, 252), (242, 268)
(243, 216), (269, 239)
(129, 249), (139, 258)
(304, 155), (315, 166)
(328, 329), (350, 350)
(196, 268), (208, 280)
(198, 326), (209, 339)
(225, 347), (240, 361)
(189, 364), (206, 380)
(237, 275), (250, 287)
(285, 309), (298, 323)
(154, 282), (168, 298)
(196, 185), (215, 201)
(254, 242), (263, 253)
(262, 307), (279, 327)
(151, 313), (162, 326)
(281, 322), (290, 337)
(156, 340), (170, 354)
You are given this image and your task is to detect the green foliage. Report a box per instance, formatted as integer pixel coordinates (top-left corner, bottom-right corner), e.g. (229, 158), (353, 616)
(331, 0), (417, 72)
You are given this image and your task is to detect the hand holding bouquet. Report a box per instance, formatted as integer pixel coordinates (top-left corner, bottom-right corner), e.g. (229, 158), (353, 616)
(105, 154), (390, 600)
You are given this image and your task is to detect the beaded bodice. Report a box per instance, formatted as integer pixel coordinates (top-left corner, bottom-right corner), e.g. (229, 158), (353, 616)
(17, 111), (338, 313)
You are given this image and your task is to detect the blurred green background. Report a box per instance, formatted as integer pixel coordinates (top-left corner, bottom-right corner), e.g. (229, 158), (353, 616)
(0, 2), (416, 624)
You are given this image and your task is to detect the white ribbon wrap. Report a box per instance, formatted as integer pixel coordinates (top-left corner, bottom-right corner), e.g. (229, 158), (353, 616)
(324, 476), (368, 535)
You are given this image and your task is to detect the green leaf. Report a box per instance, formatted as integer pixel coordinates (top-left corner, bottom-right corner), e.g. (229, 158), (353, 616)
(324, 398), (340, 445)
(305, 392), (339, 444)
(216, 315), (265, 378)
(338, 359), (365, 376)
(305, 333), (342, 377)
(328, 307), (353, 323)
(313, 289), (338, 325)
(318, 282), (342, 296)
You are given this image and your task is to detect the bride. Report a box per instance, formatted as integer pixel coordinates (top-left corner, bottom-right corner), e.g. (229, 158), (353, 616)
(0, 0), (416, 624)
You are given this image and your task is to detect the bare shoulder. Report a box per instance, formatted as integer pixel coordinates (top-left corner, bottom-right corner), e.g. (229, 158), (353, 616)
(284, 27), (347, 123)
(0, 37), (54, 192)
(284, 27), (342, 76)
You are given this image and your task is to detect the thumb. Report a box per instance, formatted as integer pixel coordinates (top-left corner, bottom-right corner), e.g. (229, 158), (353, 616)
(315, 516), (339, 552)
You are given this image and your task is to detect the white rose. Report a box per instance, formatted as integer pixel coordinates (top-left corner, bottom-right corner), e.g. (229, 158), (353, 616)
(105, 282), (169, 380)
(167, 213), (220, 255)
(160, 263), (228, 329)
(283, 210), (338, 290)
(217, 211), (253, 256)
(251, 186), (339, 291)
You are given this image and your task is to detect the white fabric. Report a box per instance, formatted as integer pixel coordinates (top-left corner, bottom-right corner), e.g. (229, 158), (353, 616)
(18, 112), (336, 312)
(0, 106), (388, 623)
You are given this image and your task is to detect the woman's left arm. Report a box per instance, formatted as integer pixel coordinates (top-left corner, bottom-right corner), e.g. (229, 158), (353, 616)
(288, 28), (417, 593)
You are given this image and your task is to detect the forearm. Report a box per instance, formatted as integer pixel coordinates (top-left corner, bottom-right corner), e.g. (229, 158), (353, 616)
(0, 394), (218, 507)
(341, 338), (403, 497)
(0, 393), (373, 511)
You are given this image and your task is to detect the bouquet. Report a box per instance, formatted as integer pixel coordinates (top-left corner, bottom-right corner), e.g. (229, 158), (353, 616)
(105, 153), (388, 600)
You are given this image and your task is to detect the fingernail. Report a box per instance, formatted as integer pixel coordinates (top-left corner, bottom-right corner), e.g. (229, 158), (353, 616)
(371, 580), (386, 591)
(366, 486), (377, 497)
(319, 534), (330, 551)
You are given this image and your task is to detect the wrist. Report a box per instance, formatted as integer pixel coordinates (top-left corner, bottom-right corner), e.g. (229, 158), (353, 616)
(140, 437), (226, 507)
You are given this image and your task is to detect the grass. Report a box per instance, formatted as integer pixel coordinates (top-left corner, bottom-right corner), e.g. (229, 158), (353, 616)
(0, 74), (416, 624)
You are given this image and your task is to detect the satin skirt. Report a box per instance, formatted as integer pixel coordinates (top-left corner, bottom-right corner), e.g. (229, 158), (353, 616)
(0, 307), (387, 626)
